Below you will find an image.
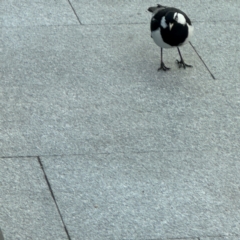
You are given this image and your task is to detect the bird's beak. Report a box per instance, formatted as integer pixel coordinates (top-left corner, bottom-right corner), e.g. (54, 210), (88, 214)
(169, 23), (174, 30)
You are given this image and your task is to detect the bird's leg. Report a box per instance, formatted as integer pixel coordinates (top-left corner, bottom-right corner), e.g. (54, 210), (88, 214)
(158, 48), (170, 71)
(176, 47), (192, 69)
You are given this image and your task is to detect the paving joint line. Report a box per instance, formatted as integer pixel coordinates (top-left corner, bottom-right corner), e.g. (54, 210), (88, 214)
(164, 237), (200, 240)
(189, 41), (216, 80)
(0, 155), (38, 159)
(81, 22), (148, 26)
(0, 147), (231, 159)
(37, 156), (72, 240)
(198, 234), (240, 239)
(1, 20), (240, 29)
(67, 0), (82, 25)
(144, 237), (200, 240)
(0, 149), (207, 159)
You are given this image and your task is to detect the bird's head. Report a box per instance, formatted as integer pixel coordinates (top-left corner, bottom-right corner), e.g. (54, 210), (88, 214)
(162, 12), (186, 30)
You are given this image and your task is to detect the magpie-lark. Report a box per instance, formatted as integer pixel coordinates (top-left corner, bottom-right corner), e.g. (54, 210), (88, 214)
(148, 4), (194, 71)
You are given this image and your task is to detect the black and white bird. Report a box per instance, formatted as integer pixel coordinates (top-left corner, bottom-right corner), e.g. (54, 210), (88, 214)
(148, 4), (194, 71)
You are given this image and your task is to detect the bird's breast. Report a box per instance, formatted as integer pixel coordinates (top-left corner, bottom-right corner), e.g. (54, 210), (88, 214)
(151, 28), (172, 48)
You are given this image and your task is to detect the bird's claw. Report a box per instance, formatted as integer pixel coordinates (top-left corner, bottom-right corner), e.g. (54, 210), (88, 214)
(176, 59), (192, 69)
(158, 62), (170, 71)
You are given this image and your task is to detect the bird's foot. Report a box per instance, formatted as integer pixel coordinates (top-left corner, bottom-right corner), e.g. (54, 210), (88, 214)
(158, 62), (170, 71)
(176, 59), (192, 69)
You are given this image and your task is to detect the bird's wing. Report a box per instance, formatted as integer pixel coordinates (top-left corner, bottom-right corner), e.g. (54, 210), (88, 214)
(150, 8), (169, 31)
(165, 7), (192, 25)
(161, 23), (189, 46)
(149, 6), (192, 26)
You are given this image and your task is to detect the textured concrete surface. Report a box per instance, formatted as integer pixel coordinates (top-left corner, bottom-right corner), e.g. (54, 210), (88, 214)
(69, 0), (240, 24)
(0, 158), (68, 240)
(0, 228), (4, 240)
(191, 22), (240, 81)
(2, 23), (239, 156)
(1, 0), (240, 239)
(1, 0), (79, 27)
(40, 152), (240, 239)
(201, 237), (240, 240)
(1, 25), (215, 157)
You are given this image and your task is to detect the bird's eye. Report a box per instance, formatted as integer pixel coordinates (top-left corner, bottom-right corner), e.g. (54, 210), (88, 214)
(175, 14), (178, 21)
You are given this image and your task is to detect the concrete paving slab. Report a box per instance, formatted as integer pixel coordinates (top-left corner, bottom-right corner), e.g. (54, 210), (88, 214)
(168, 239), (198, 240)
(170, 239), (198, 240)
(68, 0), (240, 24)
(149, 238), (198, 240)
(1, 24), (205, 83)
(1, 80), (240, 157)
(124, 238), (199, 240)
(41, 152), (240, 240)
(191, 22), (240, 82)
(2, 22), (234, 91)
(0, 157), (68, 240)
(2, 24), (239, 157)
(0, 228), (4, 240)
(201, 236), (240, 240)
(0, 0), (79, 27)
(1, 1), (240, 240)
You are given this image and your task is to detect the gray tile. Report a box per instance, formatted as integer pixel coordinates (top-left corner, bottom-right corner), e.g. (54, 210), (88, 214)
(69, 0), (240, 24)
(41, 151), (240, 240)
(1, 1), (240, 240)
(1, 25), (204, 81)
(3, 25), (238, 157)
(2, 81), (240, 156)
(0, 157), (68, 240)
(0, 0), (79, 27)
(201, 236), (240, 240)
(0, 23), (227, 91)
(169, 239), (198, 240)
(105, 238), (199, 240)
(146, 238), (198, 240)
(191, 22), (240, 82)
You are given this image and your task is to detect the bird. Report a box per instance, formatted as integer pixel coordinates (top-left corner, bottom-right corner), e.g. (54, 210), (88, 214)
(148, 4), (194, 71)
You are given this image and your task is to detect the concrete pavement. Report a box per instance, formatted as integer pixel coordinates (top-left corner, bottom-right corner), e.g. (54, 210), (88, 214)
(1, 0), (240, 239)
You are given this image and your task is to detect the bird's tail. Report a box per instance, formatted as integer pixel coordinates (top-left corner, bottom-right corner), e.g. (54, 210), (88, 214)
(148, 4), (165, 13)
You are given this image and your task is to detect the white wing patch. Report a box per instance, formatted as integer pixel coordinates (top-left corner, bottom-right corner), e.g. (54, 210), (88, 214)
(160, 16), (167, 28)
(176, 13), (186, 25)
